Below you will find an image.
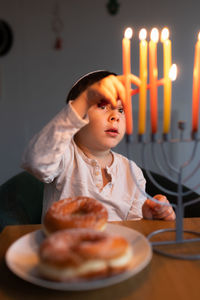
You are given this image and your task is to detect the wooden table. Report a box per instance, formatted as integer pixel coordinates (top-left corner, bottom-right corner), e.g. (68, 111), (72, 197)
(1, 219), (200, 300)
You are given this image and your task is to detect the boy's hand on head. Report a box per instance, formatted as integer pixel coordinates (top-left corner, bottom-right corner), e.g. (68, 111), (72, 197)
(85, 75), (126, 109)
(142, 194), (176, 221)
(82, 73), (140, 109)
(71, 73), (141, 119)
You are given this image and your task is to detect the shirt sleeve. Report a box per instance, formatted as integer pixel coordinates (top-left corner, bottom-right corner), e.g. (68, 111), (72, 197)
(126, 161), (146, 220)
(21, 102), (88, 183)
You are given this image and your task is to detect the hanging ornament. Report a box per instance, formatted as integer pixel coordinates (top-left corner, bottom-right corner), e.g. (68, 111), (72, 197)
(51, 2), (63, 50)
(107, 0), (120, 15)
(54, 36), (62, 50)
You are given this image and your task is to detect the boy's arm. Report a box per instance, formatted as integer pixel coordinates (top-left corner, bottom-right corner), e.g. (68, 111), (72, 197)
(21, 103), (88, 183)
(21, 74), (128, 183)
(126, 163), (146, 220)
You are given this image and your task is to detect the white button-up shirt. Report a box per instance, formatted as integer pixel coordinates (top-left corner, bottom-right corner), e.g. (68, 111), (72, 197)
(21, 102), (146, 221)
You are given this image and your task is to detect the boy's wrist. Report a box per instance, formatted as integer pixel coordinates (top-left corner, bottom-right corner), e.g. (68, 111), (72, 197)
(71, 90), (90, 118)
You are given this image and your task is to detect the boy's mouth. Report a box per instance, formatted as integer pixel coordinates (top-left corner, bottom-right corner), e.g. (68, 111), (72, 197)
(105, 128), (119, 136)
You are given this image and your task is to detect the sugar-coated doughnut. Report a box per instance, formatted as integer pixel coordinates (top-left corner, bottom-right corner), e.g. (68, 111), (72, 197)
(43, 196), (108, 235)
(38, 228), (133, 281)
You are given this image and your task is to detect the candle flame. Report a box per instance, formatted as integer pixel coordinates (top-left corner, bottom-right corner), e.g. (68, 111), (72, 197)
(198, 32), (200, 41)
(150, 28), (159, 43)
(139, 28), (147, 41)
(124, 27), (133, 39)
(161, 27), (169, 42)
(169, 64), (177, 81)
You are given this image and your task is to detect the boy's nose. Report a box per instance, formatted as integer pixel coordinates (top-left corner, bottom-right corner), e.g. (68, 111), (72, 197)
(108, 111), (120, 122)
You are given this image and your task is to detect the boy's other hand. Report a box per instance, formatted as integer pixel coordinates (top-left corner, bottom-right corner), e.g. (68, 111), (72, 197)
(142, 194), (176, 220)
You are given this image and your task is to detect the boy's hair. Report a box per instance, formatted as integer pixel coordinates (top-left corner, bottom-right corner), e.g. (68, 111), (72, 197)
(66, 70), (116, 103)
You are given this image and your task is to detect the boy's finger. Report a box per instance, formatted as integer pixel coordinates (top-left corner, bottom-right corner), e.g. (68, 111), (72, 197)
(146, 194), (168, 209)
(153, 194), (168, 205)
(129, 74), (141, 86)
(106, 75), (125, 105)
(100, 85), (117, 107)
(145, 198), (156, 208)
(153, 206), (175, 220)
(118, 74), (141, 87)
(112, 77), (126, 106)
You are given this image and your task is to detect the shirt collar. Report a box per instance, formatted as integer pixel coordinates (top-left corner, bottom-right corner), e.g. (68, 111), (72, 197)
(72, 139), (118, 171)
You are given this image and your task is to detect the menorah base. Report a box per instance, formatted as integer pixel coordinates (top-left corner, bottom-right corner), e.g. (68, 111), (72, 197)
(148, 228), (200, 260)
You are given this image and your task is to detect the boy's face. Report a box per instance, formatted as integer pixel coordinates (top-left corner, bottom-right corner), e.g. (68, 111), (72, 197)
(76, 100), (126, 151)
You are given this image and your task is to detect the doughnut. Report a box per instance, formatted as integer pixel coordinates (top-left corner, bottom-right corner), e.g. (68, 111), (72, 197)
(43, 197), (108, 235)
(38, 228), (133, 281)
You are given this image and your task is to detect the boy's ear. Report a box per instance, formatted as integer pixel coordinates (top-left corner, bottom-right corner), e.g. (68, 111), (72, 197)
(66, 70), (117, 103)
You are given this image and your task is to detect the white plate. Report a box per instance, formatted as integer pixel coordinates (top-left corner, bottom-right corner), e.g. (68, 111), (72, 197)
(5, 224), (152, 291)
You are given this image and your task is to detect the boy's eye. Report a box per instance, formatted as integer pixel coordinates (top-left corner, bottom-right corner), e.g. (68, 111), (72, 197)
(118, 107), (124, 114)
(97, 104), (107, 110)
(97, 100), (108, 109)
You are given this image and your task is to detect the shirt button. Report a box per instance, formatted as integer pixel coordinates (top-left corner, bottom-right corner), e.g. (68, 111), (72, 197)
(94, 171), (100, 176)
(91, 160), (97, 166)
(96, 183), (101, 188)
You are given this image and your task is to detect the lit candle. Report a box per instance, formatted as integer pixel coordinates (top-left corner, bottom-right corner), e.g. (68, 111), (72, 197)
(149, 28), (159, 134)
(161, 27), (172, 134)
(192, 32), (200, 133)
(169, 64), (177, 81)
(122, 27), (133, 135)
(138, 28), (148, 134)
(122, 28), (133, 134)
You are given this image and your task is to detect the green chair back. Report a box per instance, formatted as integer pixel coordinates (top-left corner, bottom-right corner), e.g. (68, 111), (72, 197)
(0, 172), (43, 231)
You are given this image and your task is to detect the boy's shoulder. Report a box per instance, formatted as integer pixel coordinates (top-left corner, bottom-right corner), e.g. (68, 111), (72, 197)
(112, 150), (141, 170)
(112, 150), (129, 162)
(112, 151), (145, 182)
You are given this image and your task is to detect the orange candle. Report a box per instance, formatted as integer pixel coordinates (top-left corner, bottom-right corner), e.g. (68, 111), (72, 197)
(161, 28), (172, 134)
(138, 28), (148, 134)
(149, 28), (159, 134)
(122, 27), (133, 135)
(192, 32), (200, 133)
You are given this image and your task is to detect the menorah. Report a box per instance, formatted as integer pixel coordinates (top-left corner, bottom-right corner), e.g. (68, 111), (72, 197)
(127, 130), (200, 260)
(122, 27), (200, 259)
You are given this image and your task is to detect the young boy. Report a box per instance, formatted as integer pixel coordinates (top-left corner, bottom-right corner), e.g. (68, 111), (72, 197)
(21, 70), (175, 221)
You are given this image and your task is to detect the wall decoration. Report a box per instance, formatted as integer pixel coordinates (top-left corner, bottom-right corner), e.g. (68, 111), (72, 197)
(0, 20), (13, 56)
(52, 2), (63, 50)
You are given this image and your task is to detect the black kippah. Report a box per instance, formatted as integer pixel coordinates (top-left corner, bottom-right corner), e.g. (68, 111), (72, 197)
(66, 70), (117, 103)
